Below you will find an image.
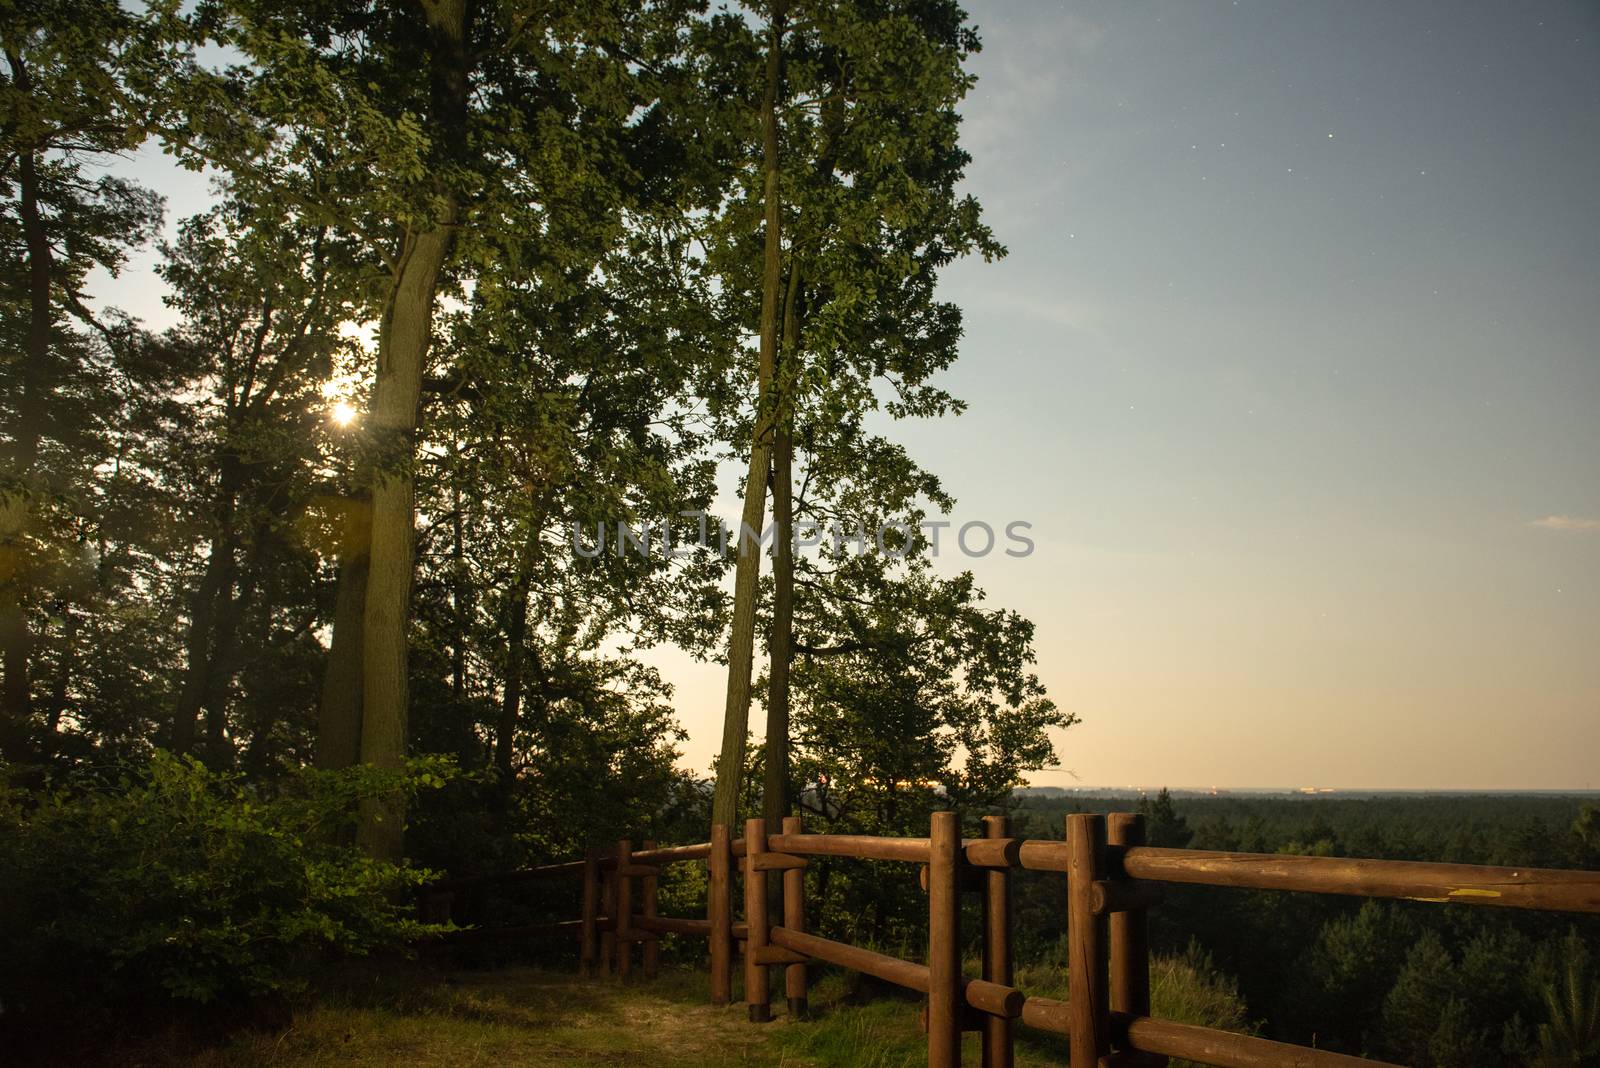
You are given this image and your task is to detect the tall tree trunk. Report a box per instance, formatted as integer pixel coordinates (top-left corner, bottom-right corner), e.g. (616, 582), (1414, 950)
(201, 532), (262, 759)
(44, 598), (75, 736)
(171, 531), (235, 754)
(354, 0), (468, 862)
(8, 53), (48, 475)
(711, 6), (786, 831)
(0, 584), (30, 760)
(1, 70), (51, 757)
(173, 452), (244, 755)
(450, 476), (467, 703)
(358, 221), (453, 859)
(495, 574), (530, 780)
(763, 261), (802, 830)
(316, 496), (369, 769)
(494, 481), (557, 783)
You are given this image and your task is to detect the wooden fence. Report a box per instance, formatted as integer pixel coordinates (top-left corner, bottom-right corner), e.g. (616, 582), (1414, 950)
(421, 812), (1600, 1068)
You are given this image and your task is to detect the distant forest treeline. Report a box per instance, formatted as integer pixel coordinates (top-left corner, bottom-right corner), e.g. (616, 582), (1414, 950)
(1008, 791), (1600, 1066)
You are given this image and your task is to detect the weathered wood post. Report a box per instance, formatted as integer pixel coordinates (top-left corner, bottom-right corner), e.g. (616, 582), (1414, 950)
(1108, 813), (1166, 1067)
(615, 838), (633, 980)
(642, 839), (660, 980)
(709, 823), (733, 1006)
(928, 810), (962, 1068)
(1068, 813), (1110, 1068)
(580, 847), (600, 977)
(744, 817), (772, 1021)
(981, 814), (1014, 1068)
(781, 814), (809, 1019)
(600, 848), (617, 977)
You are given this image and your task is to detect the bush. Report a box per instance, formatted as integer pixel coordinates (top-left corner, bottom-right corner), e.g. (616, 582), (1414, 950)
(0, 752), (450, 1026)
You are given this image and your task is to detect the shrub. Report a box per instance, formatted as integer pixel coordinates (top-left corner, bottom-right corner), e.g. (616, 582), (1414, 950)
(0, 752), (450, 1025)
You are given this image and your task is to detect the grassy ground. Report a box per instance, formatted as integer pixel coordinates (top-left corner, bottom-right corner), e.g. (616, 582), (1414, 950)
(89, 965), (1029, 1067)
(77, 950), (1248, 1067)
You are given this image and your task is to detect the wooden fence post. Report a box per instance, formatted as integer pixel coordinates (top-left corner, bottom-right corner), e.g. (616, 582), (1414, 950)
(982, 814), (1014, 1068)
(1108, 813), (1166, 1067)
(1068, 813), (1110, 1068)
(642, 838), (660, 980)
(600, 849), (617, 977)
(928, 810), (962, 1068)
(616, 838), (633, 980)
(781, 814), (809, 1019)
(580, 847), (600, 977)
(709, 823), (733, 1006)
(744, 817), (772, 1022)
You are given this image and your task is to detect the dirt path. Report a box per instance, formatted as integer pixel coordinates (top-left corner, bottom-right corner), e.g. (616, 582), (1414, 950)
(102, 967), (804, 1068)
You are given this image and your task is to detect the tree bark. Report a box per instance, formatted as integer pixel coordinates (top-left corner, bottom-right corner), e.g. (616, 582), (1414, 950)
(763, 260), (802, 830)
(1, 61), (50, 756)
(315, 496), (369, 769)
(711, 5), (786, 832)
(493, 477), (558, 784)
(171, 529), (236, 754)
(355, 219), (453, 860)
(354, 0), (468, 861)
(9, 53), (48, 476)
(44, 598), (75, 736)
(172, 444), (249, 756)
(0, 584), (30, 761)
(450, 476), (467, 703)
(495, 574), (530, 780)
(201, 531), (262, 757)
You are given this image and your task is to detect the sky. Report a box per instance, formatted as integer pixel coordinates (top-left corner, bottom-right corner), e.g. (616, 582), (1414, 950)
(101, 1), (1600, 790)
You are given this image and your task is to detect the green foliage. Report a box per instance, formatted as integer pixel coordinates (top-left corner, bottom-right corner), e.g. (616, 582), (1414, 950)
(1149, 942), (1256, 1042)
(1139, 787), (1193, 847)
(1289, 900), (1416, 1054)
(791, 561), (1071, 827)
(1018, 790), (1600, 1066)
(1533, 931), (1600, 1067)
(1, 0), (173, 767)
(0, 752), (449, 1020)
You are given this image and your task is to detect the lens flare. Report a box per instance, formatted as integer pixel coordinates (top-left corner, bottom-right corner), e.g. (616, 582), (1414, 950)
(330, 400), (358, 427)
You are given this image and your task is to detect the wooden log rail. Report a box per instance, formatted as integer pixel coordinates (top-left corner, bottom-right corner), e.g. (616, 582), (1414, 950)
(419, 812), (1600, 1067)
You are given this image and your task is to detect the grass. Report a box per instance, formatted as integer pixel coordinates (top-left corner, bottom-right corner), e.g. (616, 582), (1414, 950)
(97, 965), (781, 1068)
(54, 948), (1252, 1067)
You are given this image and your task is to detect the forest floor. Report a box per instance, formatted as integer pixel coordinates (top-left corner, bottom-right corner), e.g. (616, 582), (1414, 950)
(86, 962), (1075, 1068)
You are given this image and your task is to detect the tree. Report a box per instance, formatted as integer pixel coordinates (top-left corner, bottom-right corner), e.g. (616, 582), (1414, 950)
(1534, 931), (1600, 1068)
(408, 208), (728, 790)
(791, 556), (1069, 827)
(0, 0), (167, 763)
(1288, 901), (1416, 1054)
(179, 0), (702, 856)
(710, 1), (787, 831)
(704, 0), (1007, 832)
(151, 195), (361, 765)
(1139, 787), (1193, 848)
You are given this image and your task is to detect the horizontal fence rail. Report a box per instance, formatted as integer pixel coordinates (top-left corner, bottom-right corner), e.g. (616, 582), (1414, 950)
(419, 813), (1600, 1067)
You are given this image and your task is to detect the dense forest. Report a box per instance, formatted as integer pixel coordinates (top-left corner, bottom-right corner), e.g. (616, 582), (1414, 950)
(1011, 792), (1600, 1066)
(1, 2), (1596, 1066)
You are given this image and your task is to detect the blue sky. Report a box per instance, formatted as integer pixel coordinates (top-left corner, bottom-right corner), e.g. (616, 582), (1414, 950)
(890, 0), (1600, 788)
(100, 1), (1600, 788)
